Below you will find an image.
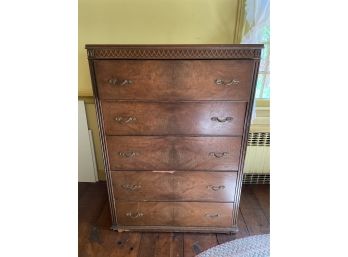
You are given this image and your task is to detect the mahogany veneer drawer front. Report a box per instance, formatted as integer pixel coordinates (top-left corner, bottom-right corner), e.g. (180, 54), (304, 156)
(94, 60), (254, 101)
(116, 202), (234, 227)
(106, 136), (242, 171)
(86, 44), (262, 233)
(111, 171), (237, 202)
(102, 101), (246, 136)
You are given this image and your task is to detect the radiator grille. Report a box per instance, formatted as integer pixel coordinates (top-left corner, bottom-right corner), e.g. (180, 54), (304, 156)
(248, 132), (270, 146)
(243, 173), (270, 184)
(243, 132), (270, 184)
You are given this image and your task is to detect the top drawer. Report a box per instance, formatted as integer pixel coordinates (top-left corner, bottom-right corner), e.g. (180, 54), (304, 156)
(94, 60), (254, 101)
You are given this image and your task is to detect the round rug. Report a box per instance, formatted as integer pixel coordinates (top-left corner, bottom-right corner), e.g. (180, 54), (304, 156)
(197, 234), (270, 257)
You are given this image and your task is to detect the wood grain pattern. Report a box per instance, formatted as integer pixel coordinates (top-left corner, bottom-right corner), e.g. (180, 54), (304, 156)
(86, 45), (263, 232)
(101, 101), (246, 136)
(252, 184), (270, 222)
(80, 229), (141, 257)
(94, 60), (254, 101)
(183, 234), (218, 257)
(137, 233), (157, 257)
(239, 185), (270, 235)
(88, 60), (118, 226)
(116, 202), (174, 226)
(174, 202), (234, 227)
(78, 182), (270, 256)
(115, 202), (234, 227)
(154, 233), (184, 257)
(137, 233), (184, 257)
(106, 136), (242, 171)
(111, 171), (237, 202)
(78, 182), (109, 257)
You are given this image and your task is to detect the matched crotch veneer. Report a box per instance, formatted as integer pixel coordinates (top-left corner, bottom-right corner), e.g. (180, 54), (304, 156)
(111, 171), (237, 202)
(86, 44), (263, 233)
(106, 136), (242, 171)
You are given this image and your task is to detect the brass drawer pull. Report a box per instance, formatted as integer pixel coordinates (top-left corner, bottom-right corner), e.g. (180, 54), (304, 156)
(119, 151), (137, 158)
(205, 213), (220, 218)
(108, 78), (133, 86)
(207, 185), (225, 191)
(114, 116), (137, 124)
(209, 152), (228, 158)
(211, 117), (233, 123)
(126, 212), (144, 219)
(122, 184), (141, 191)
(215, 79), (240, 86)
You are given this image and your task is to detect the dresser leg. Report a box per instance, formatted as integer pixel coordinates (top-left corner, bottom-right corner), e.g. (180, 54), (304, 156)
(229, 226), (239, 234)
(110, 225), (118, 231)
(110, 225), (131, 233)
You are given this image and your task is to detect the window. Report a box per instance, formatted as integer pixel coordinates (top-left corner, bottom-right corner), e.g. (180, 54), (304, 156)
(241, 0), (270, 99)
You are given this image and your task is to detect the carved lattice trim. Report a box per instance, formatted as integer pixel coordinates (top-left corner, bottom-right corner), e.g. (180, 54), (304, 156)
(86, 46), (262, 60)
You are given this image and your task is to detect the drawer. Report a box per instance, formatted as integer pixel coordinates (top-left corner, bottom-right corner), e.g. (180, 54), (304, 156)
(94, 60), (254, 101)
(116, 202), (173, 226)
(116, 202), (234, 227)
(106, 136), (242, 171)
(102, 101), (246, 136)
(111, 171), (237, 202)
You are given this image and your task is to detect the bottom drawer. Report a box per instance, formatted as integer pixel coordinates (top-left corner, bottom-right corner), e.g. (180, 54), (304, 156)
(116, 202), (234, 227)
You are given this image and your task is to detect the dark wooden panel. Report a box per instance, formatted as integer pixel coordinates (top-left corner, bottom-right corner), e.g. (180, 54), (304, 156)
(106, 136), (242, 171)
(94, 60), (254, 101)
(111, 171), (237, 202)
(116, 202), (174, 226)
(173, 202), (234, 227)
(115, 202), (234, 227)
(101, 101), (246, 136)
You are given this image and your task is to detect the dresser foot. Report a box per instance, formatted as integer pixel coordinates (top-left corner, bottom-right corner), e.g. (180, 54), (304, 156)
(110, 225), (118, 231)
(111, 225), (131, 233)
(229, 227), (239, 234)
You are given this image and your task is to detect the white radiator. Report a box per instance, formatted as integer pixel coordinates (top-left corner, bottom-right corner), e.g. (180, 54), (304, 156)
(243, 132), (270, 184)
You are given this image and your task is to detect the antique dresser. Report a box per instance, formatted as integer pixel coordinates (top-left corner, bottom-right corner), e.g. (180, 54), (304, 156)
(86, 44), (263, 233)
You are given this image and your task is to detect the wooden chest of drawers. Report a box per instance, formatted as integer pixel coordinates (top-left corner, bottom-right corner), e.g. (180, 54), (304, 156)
(86, 44), (263, 233)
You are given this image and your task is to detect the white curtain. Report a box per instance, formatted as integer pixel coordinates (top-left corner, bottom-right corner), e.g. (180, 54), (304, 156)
(242, 0), (270, 45)
(241, 0), (270, 120)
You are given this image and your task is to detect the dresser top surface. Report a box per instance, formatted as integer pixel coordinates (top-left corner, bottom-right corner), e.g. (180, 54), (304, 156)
(85, 44), (263, 60)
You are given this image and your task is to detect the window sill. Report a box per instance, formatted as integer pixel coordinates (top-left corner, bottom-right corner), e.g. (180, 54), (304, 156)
(250, 99), (269, 132)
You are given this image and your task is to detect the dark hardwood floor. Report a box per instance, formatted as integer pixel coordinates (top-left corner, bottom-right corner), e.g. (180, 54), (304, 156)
(79, 182), (270, 257)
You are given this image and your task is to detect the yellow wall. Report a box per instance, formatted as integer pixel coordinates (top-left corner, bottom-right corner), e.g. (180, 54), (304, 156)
(79, 0), (245, 179)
